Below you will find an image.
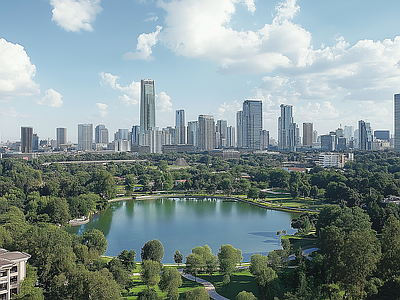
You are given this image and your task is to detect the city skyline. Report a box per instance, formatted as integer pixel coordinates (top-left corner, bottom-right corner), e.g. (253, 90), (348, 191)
(1, 0), (400, 141)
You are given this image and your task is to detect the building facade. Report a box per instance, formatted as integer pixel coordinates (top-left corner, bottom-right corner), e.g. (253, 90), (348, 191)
(242, 100), (262, 149)
(20, 127), (33, 153)
(278, 104), (296, 151)
(302, 123), (313, 147)
(139, 79), (155, 145)
(77, 124), (93, 151)
(56, 127), (67, 149)
(236, 111), (243, 148)
(187, 121), (198, 147)
(0, 249), (31, 300)
(175, 109), (186, 144)
(260, 130), (269, 150)
(395, 94), (400, 152)
(198, 115), (215, 151)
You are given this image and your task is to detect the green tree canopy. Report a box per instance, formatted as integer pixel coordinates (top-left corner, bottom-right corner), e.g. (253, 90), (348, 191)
(141, 239), (164, 262)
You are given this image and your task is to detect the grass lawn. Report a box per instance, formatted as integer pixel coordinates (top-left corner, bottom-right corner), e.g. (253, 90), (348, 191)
(199, 269), (261, 300)
(284, 233), (318, 251)
(121, 275), (206, 300)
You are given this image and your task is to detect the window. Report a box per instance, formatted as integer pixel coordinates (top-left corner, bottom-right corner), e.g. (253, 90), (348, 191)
(9, 276), (17, 285)
(0, 272), (6, 277)
(0, 283), (6, 291)
(10, 266), (17, 274)
(10, 288), (17, 295)
(0, 293), (7, 300)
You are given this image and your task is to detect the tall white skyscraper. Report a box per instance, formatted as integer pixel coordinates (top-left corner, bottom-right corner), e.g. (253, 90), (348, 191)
(175, 109), (186, 144)
(236, 111), (243, 148)
(395, 94), (400, 152)
(278, 104), (296, 151)
(78, 124), (93, 151)
(216, 119), (228, 148)
(242, 100), (262, 149)
(140, 79), (155, 145)
(198, 115), (215, 150)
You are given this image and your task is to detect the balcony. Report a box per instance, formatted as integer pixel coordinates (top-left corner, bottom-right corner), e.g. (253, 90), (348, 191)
(9, 276), (17, 285)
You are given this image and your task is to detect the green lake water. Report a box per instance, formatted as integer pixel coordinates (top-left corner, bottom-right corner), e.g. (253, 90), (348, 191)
(67, 197), (298, 263)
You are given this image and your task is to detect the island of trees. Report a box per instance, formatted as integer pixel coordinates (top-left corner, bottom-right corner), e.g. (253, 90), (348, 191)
(1, 150), (400, 299)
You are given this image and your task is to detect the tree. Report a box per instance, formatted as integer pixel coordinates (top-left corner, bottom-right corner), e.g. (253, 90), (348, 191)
(185, 253), (203, 281)
(379, 215), (400, 279)
(310, 185), (319, 200)
(159, 267), (182, 300)
(81, 229), (108, 257)
(108, 258), (132, 291)
(173, 250), (183, 266)
(218, 244), (242, 281)
(191, 245), (218, 275)
(117, 249), (136, 271)
(137, 288), (163, 300)
(141, 239), (164, 262)
(141, 260), (162, 287)
(184, 287), (209, 300)
(248, 187), (260, 199)
(125, 174), (136, 194)
(13, 264), (44, 300)
(88, 169), (117, 199)
(236, 291), (257, 300)
(250, 253), (279, 299)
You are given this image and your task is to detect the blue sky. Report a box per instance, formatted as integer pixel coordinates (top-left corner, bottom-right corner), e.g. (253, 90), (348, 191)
(1, 0), (400, 142)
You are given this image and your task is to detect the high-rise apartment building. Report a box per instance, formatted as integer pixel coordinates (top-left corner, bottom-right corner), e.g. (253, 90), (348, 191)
(236, 111), (243, 148)
(395, 94), (400, 152)
(216, 119), (228, 148)
(303, 123), (313, 147)
(33, 133), (39, 151)
(56, 127), (67, 149)
(278, 104), (296, 151)
(131, 125), (140, 148)
(242, 100), (262, 149)
(187, 121), (198, 146)
(78, 124), (93, 151)
(140, 79), (155, 145)
(21, 127), (33, 153)
(358, 120), (373, 150)
(260, 130), (269, 150)
(175, 109), (186, 144)
(198, 115), (215, 150)
(227, 126), (235, 148)
(344, 126), (354, 144)
(95, 125), (108, 144)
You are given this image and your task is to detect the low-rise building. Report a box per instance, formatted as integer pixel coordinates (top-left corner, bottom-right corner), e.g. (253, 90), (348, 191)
(318, 152), (354, 168)
(0, 249), (31, 300)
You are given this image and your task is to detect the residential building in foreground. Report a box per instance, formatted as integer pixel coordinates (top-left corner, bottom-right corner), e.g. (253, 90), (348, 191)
(0, 249), (30, 299)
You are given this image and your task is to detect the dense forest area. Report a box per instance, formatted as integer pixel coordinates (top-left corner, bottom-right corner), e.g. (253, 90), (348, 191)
(0, 151), (400, 299)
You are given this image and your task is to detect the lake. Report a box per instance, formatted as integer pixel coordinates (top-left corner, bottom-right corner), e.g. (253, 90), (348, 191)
(67, 197), (298, 262)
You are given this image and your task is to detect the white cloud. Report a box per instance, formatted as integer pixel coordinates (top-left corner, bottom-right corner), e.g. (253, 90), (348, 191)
(37, 88), (63, 107)
(95, 102), (108, 118)
(100, 72), (140, 105)
(124, 26), (162, 60)
(1, 107), (29, 118)
(214, 101), (242, 120)
(145, 13), (158, 22)
(156, 92), (172, 112)
(50, 0), (102, 32)
(0, 39), (40, 101)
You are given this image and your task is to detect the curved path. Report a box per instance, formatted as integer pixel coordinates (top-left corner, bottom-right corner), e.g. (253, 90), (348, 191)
(178, 269), (229, 300)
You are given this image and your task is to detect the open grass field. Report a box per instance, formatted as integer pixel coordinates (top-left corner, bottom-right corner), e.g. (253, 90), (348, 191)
(121, 275), (206, 300)
(284, 232), (318, 251)
(199, 269), (261, 300)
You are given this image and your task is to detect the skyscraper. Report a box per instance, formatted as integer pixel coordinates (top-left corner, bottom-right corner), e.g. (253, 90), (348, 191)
(140, 79), (155, 145)
(303, 123), (313, 147)
(227, 126), (235, 148)
(242, 100), (262, 149)
(358, 120), (373, 150)
(395, 94), (400, 152)
(198, 115), (215, 150)
(131, 125), (140, 148)
(278, 104), (296, 151)
(175, 109), (186, 144)
(78, 124), (93, 151)
(216, 119), (228, 148)
(21, 127), (33, 153)
(260, 130), (269, 150)
(187, 121), (198, 146)
(236, 111), (243, 148)
(56, 127), (67, 149)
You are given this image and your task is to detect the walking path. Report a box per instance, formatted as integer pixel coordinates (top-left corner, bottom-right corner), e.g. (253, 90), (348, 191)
(178, 269), (229, 300)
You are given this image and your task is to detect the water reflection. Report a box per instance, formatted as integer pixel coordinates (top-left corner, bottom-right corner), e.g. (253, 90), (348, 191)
(67, 197), (296, 263)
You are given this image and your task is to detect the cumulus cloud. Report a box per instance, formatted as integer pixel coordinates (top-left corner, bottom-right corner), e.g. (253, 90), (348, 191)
(50, 0), (102, 32)
(95, 102), (108, 118)
(0, 39), (40, 101)
(145, 13), (158, 22)
(214, 101), (242, 120)
(156, 92), (173, 112)
(124, 26), (162, 60)
(37, 88), (63, 107)
(100, 72), (140, 106)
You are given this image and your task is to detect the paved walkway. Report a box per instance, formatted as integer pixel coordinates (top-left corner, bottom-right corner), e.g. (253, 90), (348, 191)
(178, 269), (229, 300)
